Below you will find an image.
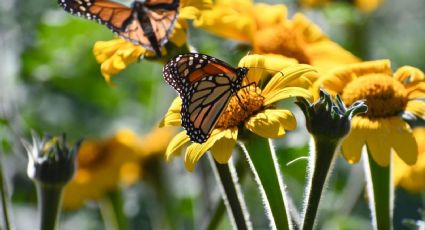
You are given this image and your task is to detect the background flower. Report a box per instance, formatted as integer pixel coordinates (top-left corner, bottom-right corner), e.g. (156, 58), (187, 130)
(193, 0), (360, 74)
(315, 60), (425, 166)
(62, 128), (174, 209)
(394, 128), (425, 192)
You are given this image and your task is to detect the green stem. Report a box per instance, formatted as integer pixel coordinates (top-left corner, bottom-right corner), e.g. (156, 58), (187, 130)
(0, 160), (11, 230)
(302, 138), (338, 230)
(99, 189), (128, 230)
(209, 154), (251, 230)
(206, 200), (226, 230)
(36, 183), (64, 230)
(206, 154), (249, 230)
(241, 138), (290, 230)
(365, 147), (392, 230)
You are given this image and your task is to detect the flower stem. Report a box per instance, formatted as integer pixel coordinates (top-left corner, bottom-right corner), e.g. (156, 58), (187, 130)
(99, 189), (128, 230)
(241, 138), (290, 230)
(0, 160), (11, 230)
(36, 183), (64, 230)
(208, 154), (251, 230)
(206, 200), (226, 230)
(302, 138), (338, 230)
(364, 148), (392, 230)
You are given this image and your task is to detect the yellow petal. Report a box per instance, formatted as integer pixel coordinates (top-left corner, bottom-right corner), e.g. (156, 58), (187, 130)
(193, 8), (254, 42)
(93, 39), (128, 63)
(307, 40), (361, 74)
(93, 39), (145, 82)
(253, 3), (287, 29)
(355, 0), (384, 13)
(262, 54), (299, 73)
(263, 87), (312, 106)
(160, 97), (182, 127)
(165, 131), (190, 160)
(245, 109), (296, 138)
(406, 82), (425, 99)
(181, 0), (212, 11)
(406, 100), (425, 120)
(389, 118), (418, 165)
(210, 128), (238, 164)
(394, 66), (425, 83)
(262, 64), (318, 96)
(365, 129), (391, 167)
(238, 54), (266, 84)
(341, 126), (366, 164)
(360, 117), (415, 167)
(169, 20), (187, 47)
(185, 129), (225, 171)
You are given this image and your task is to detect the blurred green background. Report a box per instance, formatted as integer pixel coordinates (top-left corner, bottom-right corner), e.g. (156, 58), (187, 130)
(0, 0), (424, 229)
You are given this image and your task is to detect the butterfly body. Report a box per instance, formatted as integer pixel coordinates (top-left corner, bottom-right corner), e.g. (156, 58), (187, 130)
(164, 53), (249, 143)
(58, 0), (179, 57)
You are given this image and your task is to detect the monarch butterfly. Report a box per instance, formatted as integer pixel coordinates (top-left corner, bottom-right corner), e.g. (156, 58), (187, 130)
(163, 53), (249, 143)
(58, 0), (179, 57)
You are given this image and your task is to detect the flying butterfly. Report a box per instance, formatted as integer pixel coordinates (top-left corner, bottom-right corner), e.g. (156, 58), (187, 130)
(163, 53), (249, 143)
(58, 0), (179, 57)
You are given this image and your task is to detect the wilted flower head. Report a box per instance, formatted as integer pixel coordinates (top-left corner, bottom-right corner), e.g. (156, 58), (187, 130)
(24, 132), (81, 186)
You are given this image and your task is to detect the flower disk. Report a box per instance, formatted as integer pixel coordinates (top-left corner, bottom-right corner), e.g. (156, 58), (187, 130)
(342, 74), (408, 118)
(216, 86), (265, 129)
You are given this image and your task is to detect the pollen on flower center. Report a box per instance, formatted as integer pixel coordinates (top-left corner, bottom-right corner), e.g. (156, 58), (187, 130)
(342, 74), (408, 118)
(216, 86), (265, 129)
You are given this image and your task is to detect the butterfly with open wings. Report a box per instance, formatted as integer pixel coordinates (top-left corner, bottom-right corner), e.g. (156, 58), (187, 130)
(58, 0), (179, 57)
(163, 53), (250, 143)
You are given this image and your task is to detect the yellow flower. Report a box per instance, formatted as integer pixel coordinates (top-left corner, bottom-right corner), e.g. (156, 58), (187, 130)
(161, 55), (316, 171)
(63, 127), (174, 209)
(93, 0), (212, 82)
(193, 0), (360, 73)
(394, 128), (425, 192)
(316, 60), (425, 166)
(299, 0), (384, 13)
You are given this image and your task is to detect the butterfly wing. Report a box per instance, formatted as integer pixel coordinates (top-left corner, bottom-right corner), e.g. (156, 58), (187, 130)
(164, 53), (244, 143)
(120, 3), (178, 53)
(58, 0), (179, 56)
(58, 0), (133, 32)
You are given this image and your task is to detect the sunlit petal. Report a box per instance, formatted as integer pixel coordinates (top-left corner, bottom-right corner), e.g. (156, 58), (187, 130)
(185, 129), (225, 171)
(341, 127), (366, 164)
(210, 128), (238, 164)
(245, 109), (296, 138)
(160, 97), (182, 127)
(263, 87), (312, 105)
(262, 64), (318, 96)
(165, 131), (190, 160)
(406, 100), (425, 120)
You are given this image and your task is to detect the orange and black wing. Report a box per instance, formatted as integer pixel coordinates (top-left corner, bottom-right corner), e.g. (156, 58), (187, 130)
(121, 1), (178, 54)
(58, 0), (179, 57)
(58, 0), (133, 32)
(163, 53), (248, 143)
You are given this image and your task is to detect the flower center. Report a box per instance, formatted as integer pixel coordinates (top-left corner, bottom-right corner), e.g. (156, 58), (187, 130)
(253, 26), (311, 64)
(78, 141), (108, 168)
(216, 86), (265, 128)
(342, 74), (408, 118)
